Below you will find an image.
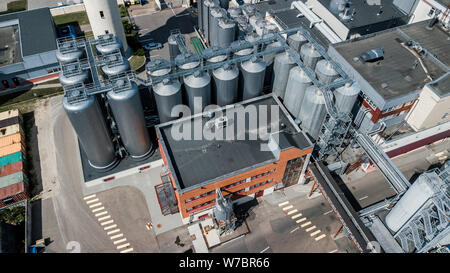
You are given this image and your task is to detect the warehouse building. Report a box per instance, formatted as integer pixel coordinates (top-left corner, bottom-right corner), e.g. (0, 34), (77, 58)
(393, 0), (450, 27)
(156, 94), (314, 223)
(0, 8), (59, 93)
(328, 20), (450, 134)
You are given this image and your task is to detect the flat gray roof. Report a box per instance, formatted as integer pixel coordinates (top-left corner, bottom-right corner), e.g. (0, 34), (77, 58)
(0, 8), (57, 58)
(156, 94), (313, 193)
(429, 73), (450, 97)
(331, 20), (449, 102)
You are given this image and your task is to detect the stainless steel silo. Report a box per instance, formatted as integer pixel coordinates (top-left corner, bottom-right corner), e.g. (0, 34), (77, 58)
(203, 46), (228, 67)
(168, 34), (181, 61)
(59, 69), (90, 86)
(153, 78), (183, 123)
(334, 82), (360, 114)
(56, 42), (84, 64)
(240, 56), (266, 100)
(212, 63), (239, 106)
(198, 0), (203, 31)
(95, 36), (123, 55)
(202, 0), (215, 42)
(101, 57), (130, 78)
(263, 38), (282, 91)
(209, 7), (225, 46)
(106, 80), (152, 160)
(298, 86), (330, 140)
(146, 58), (172, 77)
(218, 18), (236, 48)
(284, 66), (313, 118)
(272, 52), (296, 99)
(300, 43), (322, 70)
(63, 92), (117, 170)
(176, 52), (201, 71)
(287, 31), (307, 53)
(183, 70), (211, 114)
(315, 59), (339, 85)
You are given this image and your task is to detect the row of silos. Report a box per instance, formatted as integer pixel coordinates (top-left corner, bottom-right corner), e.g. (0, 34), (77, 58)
(200, 1), (236, 47)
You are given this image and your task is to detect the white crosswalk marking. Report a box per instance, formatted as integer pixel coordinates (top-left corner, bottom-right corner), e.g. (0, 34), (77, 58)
(110, 233), (123, 240)
(89, 202), (102, 208)
(301, 221), (312, 228)
(114, 238), (127, 245)
(282, 205), (293, 210)
(117, 243), (130, 249)
(296, 217), (307, 223)
(291, 213), (302, 219)
(310, 230), (321, 236)
(95, 211), (108, 217)
(83, 194), (96, 200)
(315, 234), (326, 241)
(287, 209), (298, 215)
(92, 207), (105, 212)
(104, 224), (117, 230)
(86, 198), (99, 204)
(278, 201), (289, 207)
(101, 220), (114, 226)
(107, 229), (120, 235)
(305, 226), (316, 232)
(120, 248), (134, 253)
(98, 215), (111, 221)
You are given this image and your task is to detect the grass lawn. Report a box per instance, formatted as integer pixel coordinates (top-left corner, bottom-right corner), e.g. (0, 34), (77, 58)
(0, 0), (27, 15)
(129, 55), (146, 71)
(53, 11), (90, 26)
(0, 87), (63, 113)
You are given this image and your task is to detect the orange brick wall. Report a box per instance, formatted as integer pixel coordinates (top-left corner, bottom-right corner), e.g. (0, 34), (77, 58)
(158, 136), (313, 218)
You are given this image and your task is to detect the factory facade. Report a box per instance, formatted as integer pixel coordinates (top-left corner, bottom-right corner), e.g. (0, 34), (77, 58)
(0, 8), (59, 93)
(156, 95), (314, 222)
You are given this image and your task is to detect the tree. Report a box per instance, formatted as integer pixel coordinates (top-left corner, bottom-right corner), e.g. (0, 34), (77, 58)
(0, 206), (25, 225)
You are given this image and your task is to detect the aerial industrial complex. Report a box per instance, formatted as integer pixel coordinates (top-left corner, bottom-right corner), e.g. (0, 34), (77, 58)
(0, 0), (448, 256)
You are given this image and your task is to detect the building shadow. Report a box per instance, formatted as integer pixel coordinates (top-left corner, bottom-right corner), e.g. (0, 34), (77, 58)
(23, 111), (43, 197)
(331, 172), (363, 212)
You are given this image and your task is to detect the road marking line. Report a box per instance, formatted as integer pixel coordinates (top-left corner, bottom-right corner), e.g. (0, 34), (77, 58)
(101, 220), (114, 226)
(329, 249), (338, 253)
(120, 248), (134, 253)
(290, 227), (300, 233)
(323, 210), (333, 215)
(117, 243), (130, 250)
(113, 238), (127, 245)
(92, 207), (105, 212)
(95, 211), (108, 217)
(107, 229), (120, 235)
(104, 224), (117, 230)
(83, 194), (96, 200)
(86, 198), (99, 204)
(296, 217), (307, 223)
(301, 221), (312, 228)
(287, 209), (298, 215)
(278, 201), (289, 207)
(89, 202), (102, 208)
(310, 230), (321, 236)
(291, 213), (303, 219)
(282, 205), (293, 210)
(260, 246), (270, 253)
(98, 215), (111, 221)
(305, 226), (316, 232)
(358, 196), (369, 201)
(315, 234), (326, 241)
(110, 233), (124, 240)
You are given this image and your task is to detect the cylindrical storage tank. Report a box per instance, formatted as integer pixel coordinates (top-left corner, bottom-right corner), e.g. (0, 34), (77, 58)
(212, 63), (239, 106)
(153, 79), (183, 123)
(334, 82), (360, 114)
(63, 94), (117, 170)
(245, 32), (260, 43)
(272, 52), (296, 99)
(202, 0), (215, 41)
(83, 0), (130, 56)
(106, 81), (152, 160)
(203, 46), (227, 67)
(59, 70), (90, 86)
(218, 18), (236, 48)
(385, 174), (438, 232)
(168, 34), (181, 61)
(176, 53), (200, 71)
(263, 38), (282, 90)
(298, 86), (329, 140)
(56, 47), (84, 64)
(218, 0), (229, 9)
(101, 57), (130, 78)
(209, 7), (224, 46)
(146, 58), (171, 77)
(287, 31), (307, 53)
(183, 70), (211, 114)
(228, 6), (241, 19)
(284, 66), (313, 118)
(315, 59), (339, 85)
(95, 36), (123, 55)
(300, 43), (322, 70)
(241, 56), (266, 100)
(198, 0), (203, 31)
(232, 40), (254, 97)
(255, 19), (266, 37)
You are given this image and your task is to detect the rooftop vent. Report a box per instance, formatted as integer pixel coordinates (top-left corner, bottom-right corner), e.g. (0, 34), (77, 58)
(360, 48), (384, 63)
